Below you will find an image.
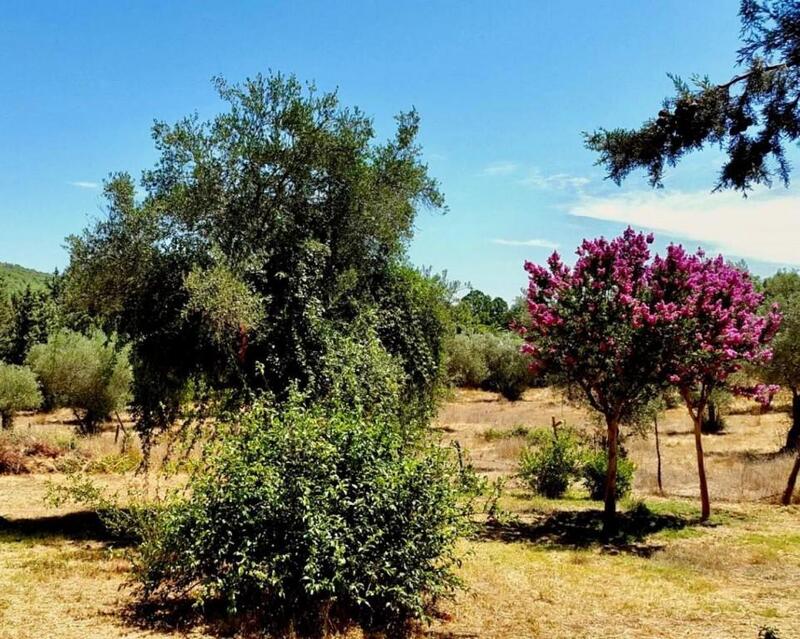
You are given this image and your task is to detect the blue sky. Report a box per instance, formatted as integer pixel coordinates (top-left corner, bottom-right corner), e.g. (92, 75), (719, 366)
(2, 0), (798, 300)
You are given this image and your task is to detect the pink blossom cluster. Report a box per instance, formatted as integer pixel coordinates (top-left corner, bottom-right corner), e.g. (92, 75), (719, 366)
(648, 244), (781, 391)
(730, 383), (781, 408)
(522, 227), (782, 410)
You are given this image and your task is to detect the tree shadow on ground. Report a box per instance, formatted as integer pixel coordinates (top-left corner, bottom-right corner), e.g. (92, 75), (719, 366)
(124, 597), (422, 639)
(479, 504), (692, 557)
(0, 510), (115, 541)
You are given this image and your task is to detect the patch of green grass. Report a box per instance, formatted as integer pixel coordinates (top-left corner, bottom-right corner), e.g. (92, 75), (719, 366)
(653, 526), (705, 541)
(482, 425), (532, 441)
(640, 498), (701, 519)
(740, 532), (800, 553)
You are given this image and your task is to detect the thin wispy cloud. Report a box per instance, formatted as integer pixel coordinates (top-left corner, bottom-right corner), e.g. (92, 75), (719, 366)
(481, 161), (518, 176)
(68, 181), (100, 189)
(518, 170), (590, 191)
(570, 189), (800, 266)
(492, 238), (560, 249)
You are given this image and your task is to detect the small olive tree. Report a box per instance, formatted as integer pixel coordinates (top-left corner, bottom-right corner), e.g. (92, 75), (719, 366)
(27, 329), (132, 434)
(0, 363), (42, 428)
(760, 271), (800, 450)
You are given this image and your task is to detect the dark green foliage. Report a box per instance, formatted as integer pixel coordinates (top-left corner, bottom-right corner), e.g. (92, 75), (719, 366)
(27, 330), (131, 434)
(372, 266), (454, 423)
(519, 430), (581, 498)
(458, 290), (509, 330)
(131, 401), (469, 634)
(701, 400), (727, 434)
(0, 286), (57, 364)
(581, 449), (635, 500)
(0, 363), (42, 429)
(64, 73), (447, 439)
(446, 331), (535, 400)
(586, 1), (800, 191)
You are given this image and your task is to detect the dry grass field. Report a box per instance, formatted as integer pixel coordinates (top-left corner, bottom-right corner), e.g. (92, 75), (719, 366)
(0, 389), (799, 638)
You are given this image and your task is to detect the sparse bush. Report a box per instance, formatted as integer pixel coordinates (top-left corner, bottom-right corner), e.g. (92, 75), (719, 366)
(27, 329), (131, 434)
(581, 449), (635, 500)
(519, 430), (581, 498)
(0, 444), (28, 474)
(482, 425), (530, 442)
(129, 401), (470, 634)
(0, 363), (43, 429)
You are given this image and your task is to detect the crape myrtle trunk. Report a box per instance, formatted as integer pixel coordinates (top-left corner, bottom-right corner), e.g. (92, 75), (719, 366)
(654, 413), (664, 495)
(603, 416), (620, 535)
(681, 387), (711, 521)
(692, 413), (711, 521)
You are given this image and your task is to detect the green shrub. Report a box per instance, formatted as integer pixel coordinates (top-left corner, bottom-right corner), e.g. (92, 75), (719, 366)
(0, 363), (42, 429)
(446, 332), (535, 400)
(446, 333), (490, 387)
(519, 430), (581, 498)
(581, 449), (635, 500)
(130, 401), (469, 634)
(482, 425), (530, 442)
(27, 329), (131, 434)
(481, 333), (533, 401)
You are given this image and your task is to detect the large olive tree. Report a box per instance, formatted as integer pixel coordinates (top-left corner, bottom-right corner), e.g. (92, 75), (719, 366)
(65, 73), (449, 441)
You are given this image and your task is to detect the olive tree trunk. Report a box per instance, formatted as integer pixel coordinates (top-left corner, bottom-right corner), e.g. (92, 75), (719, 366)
(782, 451), (800, 506)
(785, 388), (800, 452)
(603, 417), (620, 535)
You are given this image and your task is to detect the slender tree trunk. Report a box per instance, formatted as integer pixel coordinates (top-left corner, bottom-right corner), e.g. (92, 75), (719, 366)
(786, 389), (800, 452)
(0, 411), (11, 430)
(782, 451), (800, 505)
(654, 414), (663, 495)
(692, 414), (711, 520)
(603, 417), (620, 535)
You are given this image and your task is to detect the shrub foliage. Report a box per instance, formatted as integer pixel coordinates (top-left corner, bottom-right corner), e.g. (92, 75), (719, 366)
(0, 363), (42, 428)
(27, 329), (131, 434)
(446, 331), (534, 400)
(581, 449), (635, 501)
(131, 401), (470, 634)
(519, 430), (581, 498)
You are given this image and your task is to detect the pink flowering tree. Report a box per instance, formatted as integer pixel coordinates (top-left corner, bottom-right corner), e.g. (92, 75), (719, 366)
(522, 229), (672, 531)
(650, 247), (781, 520)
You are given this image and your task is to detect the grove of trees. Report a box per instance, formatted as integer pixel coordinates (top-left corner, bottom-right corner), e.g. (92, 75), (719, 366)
(3, 58), (800, 636)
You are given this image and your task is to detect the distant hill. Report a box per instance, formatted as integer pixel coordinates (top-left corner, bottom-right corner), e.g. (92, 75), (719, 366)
(0, 262), (52, 295)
